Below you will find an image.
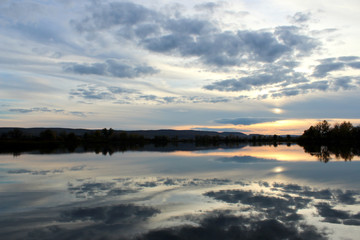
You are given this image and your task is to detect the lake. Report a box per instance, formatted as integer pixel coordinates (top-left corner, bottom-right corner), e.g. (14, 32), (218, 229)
(1, 143), (360, 239)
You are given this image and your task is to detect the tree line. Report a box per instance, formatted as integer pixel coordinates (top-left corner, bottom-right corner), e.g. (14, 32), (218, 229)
(299, 120), (360, 143)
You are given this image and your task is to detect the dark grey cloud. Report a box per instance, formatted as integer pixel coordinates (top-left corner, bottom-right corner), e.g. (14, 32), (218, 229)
(63, 62), (106, 75)
(70, 84), (233, 104)
(312, 56), (360, 78)
(134, 23), (161, 38)
(297, 80), (329, 91)
(272, 183), (360, 204)
(204, 64), (308, 92)
(138, 212), (326, 240)
(338, 56), (359, 62)
(7, 169), (32, 174)
(64, 59), (158, 78)
(348, 61), (360, 69)
(68, 182), (116, 198)
(274, 184), (333, 200)
(312, 62), (345, 78)
(138, 95), (158, 101)
(106, 59), (158, 78)
(165, 18), (215, 35)
(69, 111), (87, 117)
(69, 84), (138, 101)
(205, 189), (310, 210)
(142, 25), (319, 67)
(268, 76), (360, 99)
(315, 203), (360, 225)
(147, 30), (290, 65)
(108, 86), (138, 94)
(72, 2), (159, 32)
(73, 2), (319, 68)
(70, 85), (114, 100)
(275, 26), (318, 55)
(8, 165), (87, 176)
(335, 190), (359, 205)
(333, 77), (356, 90)
(268, 80), (338, 99)
(215, 117), (280, 125)
(9, 107), (53, 113)
(60, 204), (159, 224)
(2, 177), (358, 240)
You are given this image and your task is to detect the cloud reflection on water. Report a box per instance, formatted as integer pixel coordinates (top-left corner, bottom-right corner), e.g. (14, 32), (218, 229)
(1, 175), (359, 239)
(1, 144), (360, 239)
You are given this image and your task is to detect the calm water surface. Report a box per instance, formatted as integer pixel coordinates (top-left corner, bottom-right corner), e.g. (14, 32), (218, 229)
(1, 144), (360, 239)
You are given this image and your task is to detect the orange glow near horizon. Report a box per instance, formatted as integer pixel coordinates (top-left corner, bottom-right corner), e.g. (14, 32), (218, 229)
(172, 119), (360, 135)
(170, 144), (320, 161)
(169, 144), (360, 162)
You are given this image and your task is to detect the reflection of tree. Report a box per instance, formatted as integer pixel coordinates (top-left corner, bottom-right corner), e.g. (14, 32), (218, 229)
(317, 146), (331, 163)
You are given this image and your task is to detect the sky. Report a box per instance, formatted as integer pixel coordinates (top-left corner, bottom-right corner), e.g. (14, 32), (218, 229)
(1, 0), (360, 135)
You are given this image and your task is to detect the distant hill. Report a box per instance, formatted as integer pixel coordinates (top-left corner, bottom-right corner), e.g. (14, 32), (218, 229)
(129, 129), (248, 140)
(0, 127), (248, 140)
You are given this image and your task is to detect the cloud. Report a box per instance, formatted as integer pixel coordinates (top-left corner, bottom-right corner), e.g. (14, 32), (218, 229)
(144, 29), (293, 66)
(289, 12), (312, 24)
(272, 183), (360, 204)
(275, 26), (318, 55)
(60, 204), (160, 224)
(72, 2), (319, 69)
(312, 62), (345, 78)
(165, 18), (215, 35)
(315, 203), (360, 225)
(338, 56), (359, 62)
(69, 84), (138, 101)
(9, 107), (53, 113)
(203, 54), (360, 98)
(335, 190), (359, 205)
(204, 189), (310, 210)
(272, 183), (333, 200)
(0, 2), (45, 24)
(138, 210), (325, 240)
(312, 57), (360, 78)
(72, 2), (159, 32)
(332, 77), (356, 90)
(194, 2), (224, 13)
(63, 59), (158, 78)
(204, 64), (308, 92)
(70, 84), (233, 104)
(216, 156), (278, 163)
(215, 117), (280, 125)
(8, 165), (87, 176)
(348, 61), (360, 69)
(2, 177), (358, 239)
(8, 107), (88, 117)
(68, 182), (117, 198)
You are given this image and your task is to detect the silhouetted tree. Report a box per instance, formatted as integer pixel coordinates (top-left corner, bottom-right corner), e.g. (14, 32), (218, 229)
(8, 128), (24, 140)
(40, 129), (57, 141)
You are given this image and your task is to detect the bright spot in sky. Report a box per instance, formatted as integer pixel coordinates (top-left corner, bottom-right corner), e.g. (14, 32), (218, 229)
(272, 108), (283, 114)
(273, 167), (285, 173)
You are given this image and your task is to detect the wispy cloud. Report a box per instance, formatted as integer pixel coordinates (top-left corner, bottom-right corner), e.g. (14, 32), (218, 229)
(8, 107), (89, 117)
(215, 117), (281, 126)
(63, 59), (158, 78)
